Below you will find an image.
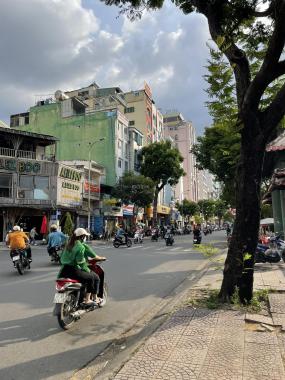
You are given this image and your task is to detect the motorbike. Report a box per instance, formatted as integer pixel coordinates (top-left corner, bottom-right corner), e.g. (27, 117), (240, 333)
(53, 258), (107, 330)
(165, 233), (174, 246)
(113, 235), (132, 248)
(134, 231), (143, 244)
(255, 236), (285, 263)
(90, 232), (103, 240)
(193, 234), (202, 245)
(10, 248), (31, 275)
(151, 229), (159, 242)
(48, 245), (63, 263)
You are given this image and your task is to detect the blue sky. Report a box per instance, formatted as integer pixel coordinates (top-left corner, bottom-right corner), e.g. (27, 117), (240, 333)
(0, 0), (212, 135)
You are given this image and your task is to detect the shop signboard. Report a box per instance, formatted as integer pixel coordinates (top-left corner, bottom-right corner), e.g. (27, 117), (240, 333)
(84, 180), (100, 200)
(0, 158), (41, 174)
(123, 204), (134, 216)
(57, 164), (83, 207)
(103, 205), (123, 217)
(157, 205), (170, 215)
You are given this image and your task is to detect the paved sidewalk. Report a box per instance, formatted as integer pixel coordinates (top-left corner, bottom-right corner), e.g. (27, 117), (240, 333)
(113, 261), (285, 380)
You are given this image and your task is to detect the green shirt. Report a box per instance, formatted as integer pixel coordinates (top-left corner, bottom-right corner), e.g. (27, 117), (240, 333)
(59, 241), (97, 276)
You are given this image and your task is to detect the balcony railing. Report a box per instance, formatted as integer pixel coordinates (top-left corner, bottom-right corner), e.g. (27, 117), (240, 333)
(0, 147), (36, 160)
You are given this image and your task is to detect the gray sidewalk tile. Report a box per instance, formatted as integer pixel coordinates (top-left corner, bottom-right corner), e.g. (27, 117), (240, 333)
(176, 334), (213, 350)
(154, 360), (198, 380)
(243, 342), (285, 380)
(173, 307), (196, 318)
(271, 312), (284, 326)
(269, 293), (285, 314)
(245, 313), (274, 325)
(168, 347), (208, 366)
(114, 358), (164, 379)
(114, 260), (285, 380)
(245, 331), (278, 345)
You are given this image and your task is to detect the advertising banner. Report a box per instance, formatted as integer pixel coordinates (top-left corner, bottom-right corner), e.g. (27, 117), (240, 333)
(57, 164), (83, 207)
(84, 180), (100, 200)
(123, 204), (134, 216)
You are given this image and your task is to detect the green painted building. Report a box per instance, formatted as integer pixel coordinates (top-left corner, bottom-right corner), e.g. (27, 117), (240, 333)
(11, 100), (130, 187)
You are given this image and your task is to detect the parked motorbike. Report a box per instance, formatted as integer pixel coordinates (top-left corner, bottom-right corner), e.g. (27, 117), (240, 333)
(53, 258), (107, 330)
(48, 245), (63, 263)
(10, 248), (31, 275)
(165, 233), (174, 246)
(255, 245), (281, 263)
(255, 236), (285, 263)
(134, 231), (143, 244)
(113, 235), (132, 248)
(90, 232), (103, 240)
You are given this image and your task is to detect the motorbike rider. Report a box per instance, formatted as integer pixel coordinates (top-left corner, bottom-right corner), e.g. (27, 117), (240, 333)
(47, 224), (68, 260)
(116, 225), (127, 244)
(151, 225), (159, 239)
(164, 226), (173, 241)
(193, 224), (202, 241)
(7, 225), (32, 262)
(58, 228), (106, 306)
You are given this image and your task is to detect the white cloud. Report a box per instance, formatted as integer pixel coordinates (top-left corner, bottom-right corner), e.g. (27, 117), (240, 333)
(0, 0), (212, 134)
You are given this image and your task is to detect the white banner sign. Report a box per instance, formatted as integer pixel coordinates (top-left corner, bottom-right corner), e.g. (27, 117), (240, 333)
(57, 165), (83, 207)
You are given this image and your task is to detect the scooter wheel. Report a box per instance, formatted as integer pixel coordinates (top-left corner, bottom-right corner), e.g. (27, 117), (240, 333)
(57, 297), (76, 330)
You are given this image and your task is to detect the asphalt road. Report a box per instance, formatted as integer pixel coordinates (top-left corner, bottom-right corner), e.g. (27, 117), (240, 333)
(0, 231), (227, 380)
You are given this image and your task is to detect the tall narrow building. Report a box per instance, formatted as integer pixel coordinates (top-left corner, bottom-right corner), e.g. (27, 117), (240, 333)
(123, 82), (164, 145)
(163, 112), (198, 202)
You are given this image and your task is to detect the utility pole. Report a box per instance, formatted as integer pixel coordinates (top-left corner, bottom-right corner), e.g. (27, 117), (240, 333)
(87, 138), (105, 233)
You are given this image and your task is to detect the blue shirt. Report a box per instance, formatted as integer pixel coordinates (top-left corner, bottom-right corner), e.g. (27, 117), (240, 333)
(116, 228), (125, 237)
(47, 231), (67, 249)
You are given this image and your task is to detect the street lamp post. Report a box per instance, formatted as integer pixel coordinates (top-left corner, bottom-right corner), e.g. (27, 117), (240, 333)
(87, 138), (105, 233)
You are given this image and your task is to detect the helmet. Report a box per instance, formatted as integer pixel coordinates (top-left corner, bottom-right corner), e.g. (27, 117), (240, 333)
(13, 225), (21, 231)
(74, 228), (90, 237)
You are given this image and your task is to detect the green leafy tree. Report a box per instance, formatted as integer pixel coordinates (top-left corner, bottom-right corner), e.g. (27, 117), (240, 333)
(214, 199), (228, 227)
(198, 199), (216, 221)
(261, 204), (273, 219)
(193, 44), (280, 205)
(112, 171), (155, 211)
(102, 0), (285, 304)
(63, 212), (74, 237)
(177, 199), (199, 218)
(139, 140), (185, 224)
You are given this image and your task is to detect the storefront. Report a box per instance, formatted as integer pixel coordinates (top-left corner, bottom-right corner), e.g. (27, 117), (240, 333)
(146, 205), (170, 226)
(122, 204), (135, 232)
(0, 156), (58, 239)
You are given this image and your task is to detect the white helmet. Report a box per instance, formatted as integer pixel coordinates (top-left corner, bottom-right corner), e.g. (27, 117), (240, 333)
(13, 225), (21, 231)
(74, 228), (90, 237)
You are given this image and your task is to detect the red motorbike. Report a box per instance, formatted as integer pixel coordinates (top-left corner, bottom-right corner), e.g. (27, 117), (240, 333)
(53, 258), (107, 330)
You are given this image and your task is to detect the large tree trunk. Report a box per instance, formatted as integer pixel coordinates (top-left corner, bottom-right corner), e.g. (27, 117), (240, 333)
(219, 114), (266, 303)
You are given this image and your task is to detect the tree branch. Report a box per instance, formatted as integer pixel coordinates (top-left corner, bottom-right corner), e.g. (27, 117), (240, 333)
(243, 1), (285, 112)
(263, 81), (285, 134)
(205, 7), (251, 110)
